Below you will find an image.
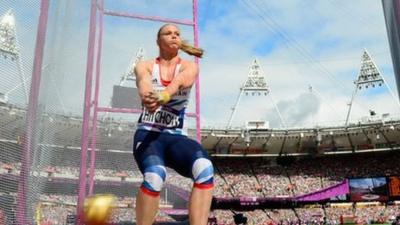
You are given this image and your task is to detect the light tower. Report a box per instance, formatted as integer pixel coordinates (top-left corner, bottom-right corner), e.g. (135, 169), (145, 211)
(0, 9), (28, 103)
(0, 10), (18, 57)
(226, 58), (286, 128)
(345, 49), (400, 126)
(110, 48), (145, 111)
(119, 47), (144, 86)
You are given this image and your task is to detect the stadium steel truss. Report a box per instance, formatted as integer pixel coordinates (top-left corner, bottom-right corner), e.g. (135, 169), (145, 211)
(1, 101), (399, 158)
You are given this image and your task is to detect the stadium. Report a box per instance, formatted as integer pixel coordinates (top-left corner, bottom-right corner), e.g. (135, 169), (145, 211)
(1, 0), (400, 225)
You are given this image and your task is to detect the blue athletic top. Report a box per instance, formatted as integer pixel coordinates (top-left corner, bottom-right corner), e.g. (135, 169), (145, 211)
(137, 58), (190, 135)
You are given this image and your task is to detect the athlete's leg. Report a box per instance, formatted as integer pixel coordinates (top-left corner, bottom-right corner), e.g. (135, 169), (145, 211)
(165, 136), (214, 225)
(133, 131), (167, 225)
(189, 184), (214, 225)
(135, 189), (160, 225)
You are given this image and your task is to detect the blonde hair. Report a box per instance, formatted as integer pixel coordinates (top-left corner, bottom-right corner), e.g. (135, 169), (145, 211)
(179, 40), (204, 58)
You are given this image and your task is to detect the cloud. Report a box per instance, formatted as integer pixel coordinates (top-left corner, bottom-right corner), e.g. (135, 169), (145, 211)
(277, 92), (321, 127)
(198, 0), (397, 128)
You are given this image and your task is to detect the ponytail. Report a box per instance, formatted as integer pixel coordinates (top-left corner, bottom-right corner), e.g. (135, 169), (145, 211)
(180, 40), (204, 58)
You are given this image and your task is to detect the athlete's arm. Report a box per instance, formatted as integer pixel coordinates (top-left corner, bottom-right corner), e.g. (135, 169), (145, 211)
(134, 61), (160, 112)
(165, 61), (198, 95)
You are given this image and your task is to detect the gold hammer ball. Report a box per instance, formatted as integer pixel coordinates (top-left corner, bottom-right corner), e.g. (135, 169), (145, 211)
(84, 194), (116, 225)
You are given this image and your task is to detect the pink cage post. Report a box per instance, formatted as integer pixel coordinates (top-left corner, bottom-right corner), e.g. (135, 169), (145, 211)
(16, 0), (50, 224)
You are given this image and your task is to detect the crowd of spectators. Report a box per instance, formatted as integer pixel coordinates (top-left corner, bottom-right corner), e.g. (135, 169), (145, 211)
(166, 151), (400, 201)
(2, 145), (399, 199)
(1, 147), (400, 224)
(212, 205), (400, 225)
(213, 151), (400, 198)
(0, 209), (6, 225)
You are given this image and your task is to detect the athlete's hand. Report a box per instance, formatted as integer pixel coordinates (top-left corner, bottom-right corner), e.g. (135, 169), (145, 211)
(142, 92), (160, 113)
(148, 91), (171, 105)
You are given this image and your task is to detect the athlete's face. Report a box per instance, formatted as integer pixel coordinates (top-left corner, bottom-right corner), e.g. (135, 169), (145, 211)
(157, 25), (181, 51)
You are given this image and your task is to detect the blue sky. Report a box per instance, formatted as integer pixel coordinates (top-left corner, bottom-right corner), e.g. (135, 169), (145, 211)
(0, 0), (399, 129)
